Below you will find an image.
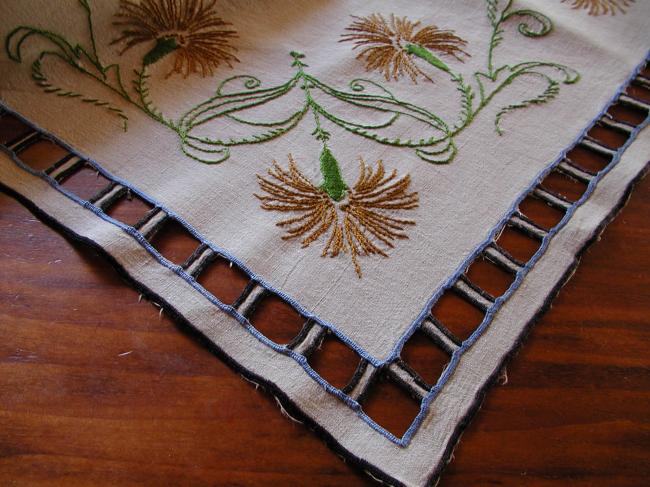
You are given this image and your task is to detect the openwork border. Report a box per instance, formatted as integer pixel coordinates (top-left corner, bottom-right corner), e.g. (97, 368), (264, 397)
(0, 54), (648, 448)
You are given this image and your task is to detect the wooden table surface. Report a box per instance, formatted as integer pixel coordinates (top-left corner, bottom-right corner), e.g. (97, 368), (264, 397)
(1, 127), (649, 484)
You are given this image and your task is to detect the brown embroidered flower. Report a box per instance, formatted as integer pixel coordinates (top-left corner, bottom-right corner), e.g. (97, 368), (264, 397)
(255, 156), (419, 278)
(340, 13), (468, 83)
(562, 0), (634, 15)
(112, 0), (238, 77)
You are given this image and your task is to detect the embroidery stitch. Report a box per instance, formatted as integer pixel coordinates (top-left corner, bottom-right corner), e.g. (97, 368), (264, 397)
(112, 0), (239, 78)
(6, 1), (578, 166)
(1, 47), (647, 444)
(562, 0), (634, 15)
(4, 0), (580, 276)
(31, 55), (129, 130)
(255, 156), (419, 278)
(340, 13), (469, 83)
(5, 0), (134, 130)
(341, 4), (580, 143)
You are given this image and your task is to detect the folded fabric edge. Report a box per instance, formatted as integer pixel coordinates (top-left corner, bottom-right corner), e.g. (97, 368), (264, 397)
(0, 52), (649, 453)
(0, 164), (408, 487)
(426, 157), (650, 486)
(1, 53), (649, 482)
(1, 121), (649, 487)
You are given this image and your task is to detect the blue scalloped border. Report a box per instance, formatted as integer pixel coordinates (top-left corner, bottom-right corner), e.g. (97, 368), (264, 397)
(0, 49), (648, 447)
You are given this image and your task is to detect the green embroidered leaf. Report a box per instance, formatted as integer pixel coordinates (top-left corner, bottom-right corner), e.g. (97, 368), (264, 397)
(451, 73), (475, 131)
(143, 37), (178, 66)
(307, 75), (451, 150)
(405, 44), (451, 73)
(486, 0), (513, 26)
(319, 146), (348, 201)
(290, 50), (307, 68)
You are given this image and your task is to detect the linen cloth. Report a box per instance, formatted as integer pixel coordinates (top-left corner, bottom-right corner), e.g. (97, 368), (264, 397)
(1, 1), (649, 485)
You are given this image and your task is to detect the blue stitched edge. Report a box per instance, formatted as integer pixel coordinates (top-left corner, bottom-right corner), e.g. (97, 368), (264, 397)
(0, 106), (403, 444)
(388, 49), (650, 366)
(397, 51), (650, 445)
(0, 49), (647, 447)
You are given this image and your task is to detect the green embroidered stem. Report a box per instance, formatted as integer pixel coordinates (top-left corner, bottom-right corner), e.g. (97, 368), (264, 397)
(4, 0), (579, 167)
(406, 43), (475, 136)
(485, 0), (513, 78)
(495, 74), (559, 134)
(134, 64), (174, 128)
(450, 73), (475, 132)
(319, 146), (347, 201)
(297, 55), (331, 144)
(80, 0), (100, 68)
(294, 51), (349, 200)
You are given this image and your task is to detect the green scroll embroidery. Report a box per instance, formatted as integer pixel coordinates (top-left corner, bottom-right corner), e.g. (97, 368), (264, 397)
(341, 2), (580, 148)
(5, 0), (132, 130)
(177, 49), (453, 168)
(5, 0), (580, 276)
(5, 0), (579, 168)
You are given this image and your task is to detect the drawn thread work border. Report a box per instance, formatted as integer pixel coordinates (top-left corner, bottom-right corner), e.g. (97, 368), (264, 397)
(0, 51), (648, 447)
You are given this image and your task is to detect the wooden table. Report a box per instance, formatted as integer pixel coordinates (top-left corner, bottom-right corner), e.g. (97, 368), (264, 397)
(1, 135), (649, 485)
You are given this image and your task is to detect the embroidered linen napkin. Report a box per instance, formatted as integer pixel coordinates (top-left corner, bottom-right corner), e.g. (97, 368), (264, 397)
(1, 1), (649, 485)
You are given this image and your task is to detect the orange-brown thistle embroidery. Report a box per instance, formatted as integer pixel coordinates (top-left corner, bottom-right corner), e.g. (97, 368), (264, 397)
(562, 0), (634, 15)
(255, 156), (419, 278)
(112, 0), (239, 77)
(340, 13), (469, 83)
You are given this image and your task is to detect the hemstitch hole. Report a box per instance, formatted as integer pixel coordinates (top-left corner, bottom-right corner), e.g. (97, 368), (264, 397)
(195, 255), (249, 305)
(148, 218), (201, 266)
(430, 290), (485, 342)
(626, 83), (650, 105)
(606, 102), (646, 126)
(360, 372), (422, 438)
(518, 194), (566, 231)
(540, 170), (589, 203)
(0, 114), (31, 145)
(586, 125), (628, 150)
(465, 255), (516, 298)
(248, 294), (307, 346)
(59, 164), (112, 201)
(566, 145), (611, 173)
(104, 190), (154, 227)
(15, 139), (69, 171)
(400, 330), (450, 388)
(306, 331), (361, 390)
(495, 224), (541, 264)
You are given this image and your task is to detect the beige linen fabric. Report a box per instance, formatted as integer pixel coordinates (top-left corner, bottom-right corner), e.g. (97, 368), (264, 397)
(1, 130), (648, 485)
(1, 1), (649, 485)
(1, 0), (648, 359)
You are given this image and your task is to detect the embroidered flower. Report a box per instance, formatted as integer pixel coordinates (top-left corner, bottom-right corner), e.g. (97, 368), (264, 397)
(112, 0), (238, 77)
(562, 0), (634, 15)
(340, 13), (468, 83)
(256, 156), (419, 278)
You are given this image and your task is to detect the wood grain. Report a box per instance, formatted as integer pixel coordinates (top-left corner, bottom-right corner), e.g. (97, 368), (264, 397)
(1, 100), (650, 485)
(1, 169), (648, 486)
